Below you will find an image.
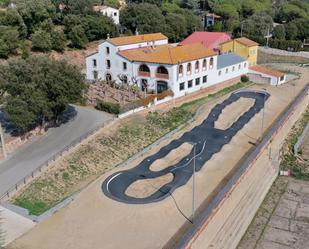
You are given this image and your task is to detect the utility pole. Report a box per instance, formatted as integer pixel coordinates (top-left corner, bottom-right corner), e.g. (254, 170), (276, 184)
(192, 143), (196, 224)
(0, 124), (6, 158)
(264, 26), (272, 47)
(261, 88), (267, 141)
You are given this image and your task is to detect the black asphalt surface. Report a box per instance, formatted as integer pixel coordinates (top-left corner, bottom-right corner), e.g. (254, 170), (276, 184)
(102, 91), (269, 204)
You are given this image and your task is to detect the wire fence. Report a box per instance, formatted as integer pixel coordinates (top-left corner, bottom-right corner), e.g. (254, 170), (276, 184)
(0, 118), (114, 203)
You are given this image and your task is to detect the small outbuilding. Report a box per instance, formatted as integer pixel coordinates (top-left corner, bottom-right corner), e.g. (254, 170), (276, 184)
(248, 65), (286, 85)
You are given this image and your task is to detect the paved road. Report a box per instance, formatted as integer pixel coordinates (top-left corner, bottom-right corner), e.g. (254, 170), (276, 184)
(0, 105), (112, 198)
(103, 91), (269, 204)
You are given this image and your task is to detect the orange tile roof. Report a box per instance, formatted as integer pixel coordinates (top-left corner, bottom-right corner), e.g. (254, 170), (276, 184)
(235, 37), (259, 47)
(118, 43), (216, 65)
(93, 5), (110, 11)
(250, 65), (284, 78)
(108, 33), (168, 46)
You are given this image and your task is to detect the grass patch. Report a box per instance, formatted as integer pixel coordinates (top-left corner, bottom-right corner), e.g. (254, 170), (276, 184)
(12, 81), (250, 215)
(280, 108), (309, 180)
(258, 51), (309, 65)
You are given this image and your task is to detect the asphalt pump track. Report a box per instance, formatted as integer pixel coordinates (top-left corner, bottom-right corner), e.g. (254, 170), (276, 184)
(102, 90), (270, 204)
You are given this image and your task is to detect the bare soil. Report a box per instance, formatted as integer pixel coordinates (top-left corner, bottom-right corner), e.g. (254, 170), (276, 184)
(215, 97), (256, 130)
(149, 142), (193, 171)
(125, 173), (174, 198)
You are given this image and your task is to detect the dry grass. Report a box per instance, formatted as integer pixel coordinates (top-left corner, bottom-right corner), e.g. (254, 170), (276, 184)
(258, 51), (309, 65)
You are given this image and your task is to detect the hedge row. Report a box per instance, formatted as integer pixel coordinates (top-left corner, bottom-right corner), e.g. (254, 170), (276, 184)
(95, 100), (120, 114)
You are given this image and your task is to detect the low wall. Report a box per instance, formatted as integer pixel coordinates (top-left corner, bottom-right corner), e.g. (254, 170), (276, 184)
(174, 85), (309, 249)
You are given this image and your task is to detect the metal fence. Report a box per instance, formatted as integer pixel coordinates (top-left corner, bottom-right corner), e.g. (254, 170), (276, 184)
(0, 118), (114, 203)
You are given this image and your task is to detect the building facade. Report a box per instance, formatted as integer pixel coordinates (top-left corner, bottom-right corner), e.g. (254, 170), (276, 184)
(220, 37), (259, 66)
(93, 6), (120, 25)
(86, 33), (249, 98)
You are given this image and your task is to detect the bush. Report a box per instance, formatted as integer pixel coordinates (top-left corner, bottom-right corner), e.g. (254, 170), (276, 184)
(95, 100), (120, 114)
(241, 75), (249, 82)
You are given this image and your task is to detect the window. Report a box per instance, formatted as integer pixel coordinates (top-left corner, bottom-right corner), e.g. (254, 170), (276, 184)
(238, 64), (241, 69)
(179, 82), (185, 91)
(188, 80), (193, 88)
(179, 65), (183, 77)
(225, 68), (229, 74)
(195, 61), (199, 73)
(123, 75), (128, 84)
(93, 71), (98, 80)
(123, 62), (127, 70)
(203, 75), (207, 83)
(244, 62), (247, 68)
(195, 78), (200, 86)
(202, 59), (207, 70)
(187, 63), (192, 75)
(218, 70), (221, 76)
(106, 60), (111, 69)
(232, 66), (235, 72)
(93, 59), (97, 67)
(209, 57), (214, 69)
(114, 12), (117, 16)
(280, 75), (284, 81)
(106, 47), (110, 55)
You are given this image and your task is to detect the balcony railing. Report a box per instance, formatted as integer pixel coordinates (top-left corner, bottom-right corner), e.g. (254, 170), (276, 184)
(156, 73), (169, 80)
(138, 71), (151, 77)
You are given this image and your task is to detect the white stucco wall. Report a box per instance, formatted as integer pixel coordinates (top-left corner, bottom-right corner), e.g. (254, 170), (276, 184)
(99, 7), (119, 25)
(248, 69), (286, 86)
(86, 40), (249, 99)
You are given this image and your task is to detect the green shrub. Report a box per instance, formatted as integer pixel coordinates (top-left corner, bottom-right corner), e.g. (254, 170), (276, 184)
(95, 100), (120, 114)
(241, 75), (249, 83)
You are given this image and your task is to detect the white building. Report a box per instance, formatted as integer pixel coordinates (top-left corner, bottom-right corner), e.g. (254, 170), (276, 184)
(86, 33), (249, 98)
(93, 5), (120, 25)
(248, 65), (286, 85)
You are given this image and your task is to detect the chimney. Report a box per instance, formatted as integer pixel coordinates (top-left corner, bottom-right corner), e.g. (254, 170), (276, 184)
(107, 33), (110, 39)
(135, 28), (139, 36)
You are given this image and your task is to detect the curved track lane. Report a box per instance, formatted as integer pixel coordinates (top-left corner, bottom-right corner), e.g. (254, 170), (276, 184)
(102, 91), (269, 204)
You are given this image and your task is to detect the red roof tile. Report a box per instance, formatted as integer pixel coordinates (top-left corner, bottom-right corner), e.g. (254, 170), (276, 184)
(250, 65), (284, 78)
(179, 32), (231, 51)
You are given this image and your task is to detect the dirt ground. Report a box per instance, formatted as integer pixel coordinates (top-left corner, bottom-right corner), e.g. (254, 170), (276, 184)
(7, 65), (309, 249)
(301, 133), (309, 161)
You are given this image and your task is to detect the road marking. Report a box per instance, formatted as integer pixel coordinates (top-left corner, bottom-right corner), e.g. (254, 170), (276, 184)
(106, 172), (122, 192)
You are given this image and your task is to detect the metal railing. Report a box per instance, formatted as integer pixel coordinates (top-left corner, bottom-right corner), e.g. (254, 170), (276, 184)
(0, 118), (114, 203)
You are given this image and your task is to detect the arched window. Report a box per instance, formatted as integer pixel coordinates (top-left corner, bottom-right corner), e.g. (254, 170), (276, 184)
(218, 70), (221, 76)
(187, 63), (192, 75)
(178, 65), (183, 77)
(138, 64), (150, 77)
(195, 61), (199, 73)
(156, 66), (169, 79)
(209, 57), (214, 69)
(157, 66), (168, 74)
(202, 59), (207, 70)
(139, 64), (150, 72)
(244, 62), (247, 68)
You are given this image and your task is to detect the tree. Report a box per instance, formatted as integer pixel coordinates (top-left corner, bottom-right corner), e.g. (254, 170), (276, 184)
(273, 25), (285, 40)
(0, 26), (20, 58)
(104, 0), (120, 9)
(68, 25), (88, 48)
(120, 3), (166, 34)
(0, 56), (86, 132)
(164, 13), (187, 42)
(15, 0), (56, 35)
(51, 29), (67, 52)
(0, 9), (27, 38)
(83, 15), (118, 41)
(31, 29), (52, 51)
